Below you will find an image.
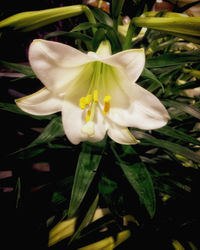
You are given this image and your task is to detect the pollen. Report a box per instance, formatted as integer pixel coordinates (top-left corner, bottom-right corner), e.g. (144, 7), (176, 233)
(103, 95), (111, 114)
(86, 94), (92, 105)
(79, 97), (87, 109)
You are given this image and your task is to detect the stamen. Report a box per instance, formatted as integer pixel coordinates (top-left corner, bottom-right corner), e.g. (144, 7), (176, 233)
(86, 109), (91, 122)
(103, 95), (111, 114)
(93, 90), (98, 102)
(79, 97), (87, 109)
(86, 95), (92, 105)
(80, 91), (111, 136)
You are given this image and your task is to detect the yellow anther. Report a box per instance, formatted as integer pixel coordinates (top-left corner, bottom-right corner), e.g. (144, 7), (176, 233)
(86, 109), (91, 122)
(79, 97), (87, 109)
(104, 95), (111, 103)
(103, 103), (110, 114)
(93, 90), (98, 102)
(103, 95), (111, 114)
(86, 95), (92, 105)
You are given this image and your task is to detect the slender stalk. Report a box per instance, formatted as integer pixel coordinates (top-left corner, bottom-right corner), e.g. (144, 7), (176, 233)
(112, 0), (125, 32)
(123, 20), (137, 50)
(82, 5), (97, 35)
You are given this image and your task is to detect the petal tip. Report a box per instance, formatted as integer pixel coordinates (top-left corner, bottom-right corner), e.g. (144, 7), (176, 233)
(31, 39), (43, 46)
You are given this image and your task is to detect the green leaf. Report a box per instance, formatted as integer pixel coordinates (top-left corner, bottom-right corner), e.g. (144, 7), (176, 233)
(9, 116), (65, 157)
(146, 50), (200, 68)
(141, 67), (164, 92)
(122, 20), (137, 50)
(162, 99), (200, 119)
(16, 148), (46, 159)
(133, 131), (200, 163)
(71, 22), (122, 53)
(28, 116), (65, 149)
(71, 22), (94, 32)
(0, 102), (55, 120)
(111, 144), (156, 218)
(171, 80), (200, 92)
(98, 175), (118, 195)
(68, 140), (106, 218)
(92, 28), (106, 51)
(120, 161), (156, 218)
(44, 31), (93, 51)
(111, 0), (125, 19)
(130, 0), (155, 17)
(161, 30), (200, 44)
(91, 7), (113, 26)
(68, 194), (99, 245)
(0, 60), (35, 76)
(155, 126), (200, 146)
(111, 0), (125, 31)
(44, 31), (92, 41)
(106, 28), (122, 53)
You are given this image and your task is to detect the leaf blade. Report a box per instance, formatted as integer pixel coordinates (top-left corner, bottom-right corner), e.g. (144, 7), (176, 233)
(111, 144), (156, 218)
(68, 140), (106, 218)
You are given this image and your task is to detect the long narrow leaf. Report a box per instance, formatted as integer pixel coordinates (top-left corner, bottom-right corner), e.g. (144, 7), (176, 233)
(68, 140), (106, 218)
(111, 144), (156, 218)
(163, 99), (200, 119)
(28, 116), (65, 148)
(155, 126), (200, 146)
(141, 67), (164, 91)
(68, 194), (99, 245)
(0, 60), (34, 76)
(146, 50), (200, 68)
(133, 131), (200, 163)
(9, 116), (65, 157)
(0, 102), (55, 120)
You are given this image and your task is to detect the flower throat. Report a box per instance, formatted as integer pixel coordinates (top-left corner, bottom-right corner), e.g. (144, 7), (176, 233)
(78, 61), (111, 136)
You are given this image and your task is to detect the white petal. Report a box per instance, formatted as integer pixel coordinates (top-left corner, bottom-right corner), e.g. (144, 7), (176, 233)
(108, 83), (169, 130)
(62, 101), (87, 144)
(107, 122), (139, 145)
(29, 39), (95, 93)
(15, 88), (62, 115)
(87, 108), (107, 143)
(101, 48), (145, 83)
(62, 101), (106, 145)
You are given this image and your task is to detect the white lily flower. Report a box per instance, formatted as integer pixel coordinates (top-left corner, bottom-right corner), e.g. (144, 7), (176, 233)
(15, 39), (169, 145)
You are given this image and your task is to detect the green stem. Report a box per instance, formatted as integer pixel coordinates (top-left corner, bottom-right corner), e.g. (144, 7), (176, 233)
(82, 5), (97, 35)
(123, 20), (137, 50)
(113, 18), (118, 32)
(112, 0), (125, 32)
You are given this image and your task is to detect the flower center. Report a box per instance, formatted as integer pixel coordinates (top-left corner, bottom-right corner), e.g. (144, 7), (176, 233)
(79, 89), (111, 136)
(74, 60), (116, 137)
